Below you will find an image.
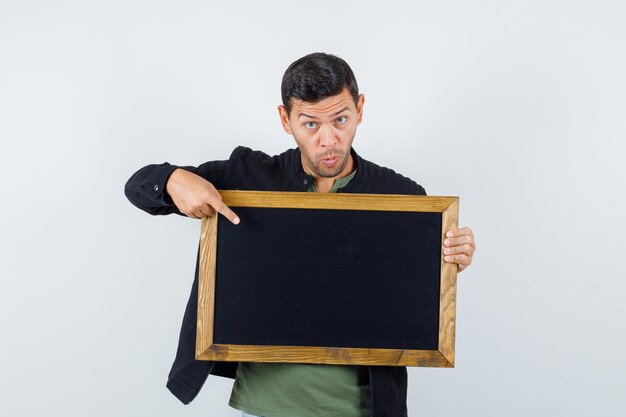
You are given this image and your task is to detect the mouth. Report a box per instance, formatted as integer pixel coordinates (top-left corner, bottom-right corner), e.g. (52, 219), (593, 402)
(321, 156), (340, 167)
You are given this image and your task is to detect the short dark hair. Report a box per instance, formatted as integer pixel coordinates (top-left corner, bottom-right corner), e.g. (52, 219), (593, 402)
(281, 52), (359, 114)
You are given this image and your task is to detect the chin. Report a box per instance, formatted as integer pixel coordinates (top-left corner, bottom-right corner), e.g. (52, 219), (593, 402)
(316, 162), (347, 178)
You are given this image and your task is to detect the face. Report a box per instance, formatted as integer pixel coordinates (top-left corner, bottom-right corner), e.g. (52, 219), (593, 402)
(278, 88), (365, 179)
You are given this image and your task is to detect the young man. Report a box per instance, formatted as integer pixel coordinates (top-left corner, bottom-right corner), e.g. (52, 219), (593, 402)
(125, 52), (475, 417)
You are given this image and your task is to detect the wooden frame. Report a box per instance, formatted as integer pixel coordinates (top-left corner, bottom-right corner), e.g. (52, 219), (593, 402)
(196, 190), (459, 367)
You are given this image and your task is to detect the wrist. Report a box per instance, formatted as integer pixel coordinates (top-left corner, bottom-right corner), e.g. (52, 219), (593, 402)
(165, 168), (184, 203)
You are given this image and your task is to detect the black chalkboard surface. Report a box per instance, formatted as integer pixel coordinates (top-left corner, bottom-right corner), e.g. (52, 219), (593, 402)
(196, 191), (459, 368)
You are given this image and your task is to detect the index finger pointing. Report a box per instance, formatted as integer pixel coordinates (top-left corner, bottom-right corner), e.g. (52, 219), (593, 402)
(217, 203), (240, 225)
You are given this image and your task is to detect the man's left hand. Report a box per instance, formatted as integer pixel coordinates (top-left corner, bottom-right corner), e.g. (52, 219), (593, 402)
(443, 227), (475, 272)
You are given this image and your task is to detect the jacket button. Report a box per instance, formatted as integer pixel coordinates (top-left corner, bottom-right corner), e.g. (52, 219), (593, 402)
(153, 185), (159, 191)
(303, 179), (308, 185)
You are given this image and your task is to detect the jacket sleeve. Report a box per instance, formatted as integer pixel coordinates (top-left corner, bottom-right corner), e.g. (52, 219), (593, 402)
(124, 159), (229, 216)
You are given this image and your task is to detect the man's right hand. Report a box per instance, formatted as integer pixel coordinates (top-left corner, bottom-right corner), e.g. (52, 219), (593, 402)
(165, 168), (240, 224)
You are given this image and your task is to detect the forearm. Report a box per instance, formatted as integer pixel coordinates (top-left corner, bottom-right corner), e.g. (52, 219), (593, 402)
(124, 158), (230, 217)
(124, 162), (183, 216)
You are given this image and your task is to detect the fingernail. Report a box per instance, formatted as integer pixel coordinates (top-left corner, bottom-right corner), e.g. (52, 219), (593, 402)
(446, 231), (453, 237)
(233, 217), (240, 225)
(444, 239), (451, 246)
(444, 248), (451, 254)
(444, 256), (451, 262)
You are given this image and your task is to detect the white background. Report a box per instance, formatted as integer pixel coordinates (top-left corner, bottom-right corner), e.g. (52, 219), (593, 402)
(1, 1), (625, 416)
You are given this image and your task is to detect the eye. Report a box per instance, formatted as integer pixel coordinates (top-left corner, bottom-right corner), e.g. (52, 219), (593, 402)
(305, 121), (317, 129)
(336, 116), (347, 124)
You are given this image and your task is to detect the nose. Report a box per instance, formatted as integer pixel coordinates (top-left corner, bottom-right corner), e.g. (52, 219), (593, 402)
(318, 124), (337, 148)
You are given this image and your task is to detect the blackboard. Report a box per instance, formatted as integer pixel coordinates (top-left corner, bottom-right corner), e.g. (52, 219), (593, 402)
(196, 191), (459, 367)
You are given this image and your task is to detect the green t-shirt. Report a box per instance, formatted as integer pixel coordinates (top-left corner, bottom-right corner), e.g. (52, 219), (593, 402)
(228, 170), (372, 417)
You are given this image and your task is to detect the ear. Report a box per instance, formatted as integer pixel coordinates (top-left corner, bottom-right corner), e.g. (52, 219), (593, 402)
(278, 105), (293, 134)
(356, 94), (365, 125)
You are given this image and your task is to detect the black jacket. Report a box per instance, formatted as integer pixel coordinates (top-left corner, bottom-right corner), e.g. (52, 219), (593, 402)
(124, 146), (426, 417)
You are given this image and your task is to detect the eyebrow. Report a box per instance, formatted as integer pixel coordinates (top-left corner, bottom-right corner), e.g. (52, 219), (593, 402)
(298, 107), (351, 119)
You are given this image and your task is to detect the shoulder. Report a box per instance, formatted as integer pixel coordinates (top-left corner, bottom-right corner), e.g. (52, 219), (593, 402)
(225, 146), (301, 190)
(357, 154), (426, 196)
(229, 146), (298, 168)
